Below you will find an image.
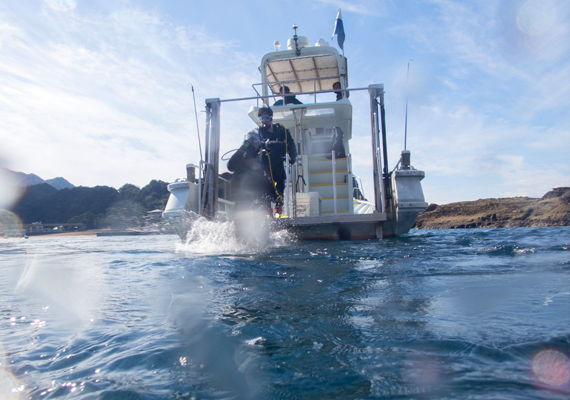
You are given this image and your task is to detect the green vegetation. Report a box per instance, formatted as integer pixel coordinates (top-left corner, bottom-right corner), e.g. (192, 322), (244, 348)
(11, 180), (170, 229)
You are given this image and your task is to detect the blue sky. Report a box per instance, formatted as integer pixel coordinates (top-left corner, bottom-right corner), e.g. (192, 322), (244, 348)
(0, 0), (568, 205)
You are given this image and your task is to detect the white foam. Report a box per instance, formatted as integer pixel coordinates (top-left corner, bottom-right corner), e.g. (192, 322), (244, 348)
(175, 213), (294, 255)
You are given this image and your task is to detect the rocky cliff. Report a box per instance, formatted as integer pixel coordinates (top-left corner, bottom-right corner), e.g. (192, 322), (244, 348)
(413, 187), (570, 230)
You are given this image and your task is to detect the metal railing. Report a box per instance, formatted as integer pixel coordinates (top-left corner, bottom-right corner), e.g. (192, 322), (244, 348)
(201, 84), (390, 221)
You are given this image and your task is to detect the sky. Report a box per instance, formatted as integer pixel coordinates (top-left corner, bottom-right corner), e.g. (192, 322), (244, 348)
(0, 0), (568, 206)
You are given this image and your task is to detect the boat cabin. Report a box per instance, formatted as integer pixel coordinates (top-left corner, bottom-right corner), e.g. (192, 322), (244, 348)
(163, 26), (428, 241)
(247, 36), (358, 216)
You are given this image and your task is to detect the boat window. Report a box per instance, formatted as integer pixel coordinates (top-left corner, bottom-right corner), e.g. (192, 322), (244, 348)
(304, 108), (335, 116)
(272, 111), (293, 120)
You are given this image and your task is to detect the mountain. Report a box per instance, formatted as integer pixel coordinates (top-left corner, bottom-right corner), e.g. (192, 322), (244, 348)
(0, 168), (75, 190)
(45, 177), (75, 190)
(1, 168), (45, 186)
(11, 180), (170, 228)
(413, 187), (570, 229)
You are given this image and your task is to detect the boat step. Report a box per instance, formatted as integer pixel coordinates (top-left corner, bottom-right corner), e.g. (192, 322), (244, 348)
(310, 184), (349, 199)
(309, 158), (348, 173)
(309, 172), (349, 185)
(310, 183), (348, 187)
(310, 170), (348, 174)
(310, 157), (347, 162)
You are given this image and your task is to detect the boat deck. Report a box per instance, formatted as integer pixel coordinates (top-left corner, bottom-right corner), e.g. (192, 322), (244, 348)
(288, 212), (386, 226)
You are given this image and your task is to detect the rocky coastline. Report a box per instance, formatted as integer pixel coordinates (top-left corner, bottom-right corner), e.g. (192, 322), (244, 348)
(413, 187), (570, 230)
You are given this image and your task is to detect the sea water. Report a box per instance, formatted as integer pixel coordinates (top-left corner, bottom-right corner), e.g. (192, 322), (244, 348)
(0, 226), (569, 399)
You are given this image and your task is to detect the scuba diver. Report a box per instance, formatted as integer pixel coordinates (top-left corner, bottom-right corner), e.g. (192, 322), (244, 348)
(227, 130), (273, 211)
(256, 107), (297, 214)
(227, 130), (275, 242)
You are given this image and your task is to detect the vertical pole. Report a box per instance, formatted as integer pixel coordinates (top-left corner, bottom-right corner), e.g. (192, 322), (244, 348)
(379, 90), (390, 193)
(404, 60), (412, 151)
(373, 100), (385, 213)
(314, 78), (317, 103)
(292, 109), (303, 218)
(332, 150), (337, 215)
(285, 154), (290, 217)
(204, 98), (221, 219)
(201, 104), (212, 216)
(198, 160), (203, 216)
(369, 84), (384, 212)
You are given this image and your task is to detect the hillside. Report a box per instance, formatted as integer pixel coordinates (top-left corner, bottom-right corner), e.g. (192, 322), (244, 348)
(414, 187), (570, 230)
(45, 177), (75, 190)
(10, 180), (170, 229)
(1, 168), (75, 190)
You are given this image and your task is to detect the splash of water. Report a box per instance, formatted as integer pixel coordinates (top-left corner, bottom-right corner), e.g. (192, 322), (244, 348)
(175, 212), (294, 255)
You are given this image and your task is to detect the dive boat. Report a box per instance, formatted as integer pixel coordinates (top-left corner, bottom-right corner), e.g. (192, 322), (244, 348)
(163, 26), (428, 240)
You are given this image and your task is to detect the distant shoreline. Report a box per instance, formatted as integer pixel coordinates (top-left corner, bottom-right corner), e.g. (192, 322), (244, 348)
(21, 230), (172, 239)
(414, 187), (569, 230)
(26, 230), (98, 238)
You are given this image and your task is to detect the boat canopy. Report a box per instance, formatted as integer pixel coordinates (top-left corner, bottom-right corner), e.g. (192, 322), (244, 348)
(260, 46), (348, 98)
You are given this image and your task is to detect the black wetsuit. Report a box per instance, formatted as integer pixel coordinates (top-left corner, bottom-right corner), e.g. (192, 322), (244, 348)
(257, 123), (297, 204)
(227, 144), (272, 210)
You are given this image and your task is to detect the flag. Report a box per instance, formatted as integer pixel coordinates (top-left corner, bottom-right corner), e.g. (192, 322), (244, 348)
(332, 9), (345, 50)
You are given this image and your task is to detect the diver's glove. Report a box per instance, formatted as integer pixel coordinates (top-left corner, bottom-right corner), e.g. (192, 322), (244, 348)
(265, 140), (286, 153)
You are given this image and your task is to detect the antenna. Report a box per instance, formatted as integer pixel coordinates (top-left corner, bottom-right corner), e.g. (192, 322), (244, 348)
(404, 60), (413, 151)
(189, 83), (203, 163)
(292, 24), (300, 56)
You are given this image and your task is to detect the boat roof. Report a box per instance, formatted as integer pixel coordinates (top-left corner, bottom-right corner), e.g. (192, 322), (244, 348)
(260, 45), (347, 95)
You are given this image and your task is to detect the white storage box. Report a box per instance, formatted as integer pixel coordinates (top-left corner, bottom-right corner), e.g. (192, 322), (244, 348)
(296, 192), (321, 217)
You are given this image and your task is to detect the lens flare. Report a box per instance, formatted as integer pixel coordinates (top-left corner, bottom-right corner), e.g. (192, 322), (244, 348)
(0, 168), (25, 210)
(45, 0), (77, 12)
(532, 350), (570, 386)
(0, 210), (24, 238)
(0, 344), (19, 400)
(0, 370), (20, 400)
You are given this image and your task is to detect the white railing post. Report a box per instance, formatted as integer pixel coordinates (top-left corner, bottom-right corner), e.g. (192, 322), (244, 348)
(285, 154), (290, 217)
(313, 78), (317, 103)
(197, 160), (203, 216)
(332, 150), (337, 215)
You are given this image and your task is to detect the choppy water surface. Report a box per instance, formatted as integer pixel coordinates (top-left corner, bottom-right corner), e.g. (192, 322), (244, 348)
(1, 226), (569, 399)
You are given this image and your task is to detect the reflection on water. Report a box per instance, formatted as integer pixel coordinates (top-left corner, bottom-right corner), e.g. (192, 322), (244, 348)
(0, 227), (568, 399)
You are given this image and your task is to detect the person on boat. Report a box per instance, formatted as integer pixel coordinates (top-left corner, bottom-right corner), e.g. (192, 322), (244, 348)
(333, 81), (349, 101)
(257, 106), (297, 214)
(227, 130), (273, 210)
(273, 86), (302, 106)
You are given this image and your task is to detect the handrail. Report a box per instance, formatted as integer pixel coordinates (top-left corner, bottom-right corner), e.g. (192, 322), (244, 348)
(256, 74), (343, 89)
(391, 156), (402, 173)
(251, 84), (262, 107)
(332, 150), (337, 215)
(217, 86), (370, 104)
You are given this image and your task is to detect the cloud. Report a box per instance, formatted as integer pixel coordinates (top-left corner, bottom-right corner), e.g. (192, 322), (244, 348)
(0, 3), (259, 188)
(0, 0), (567, 206)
